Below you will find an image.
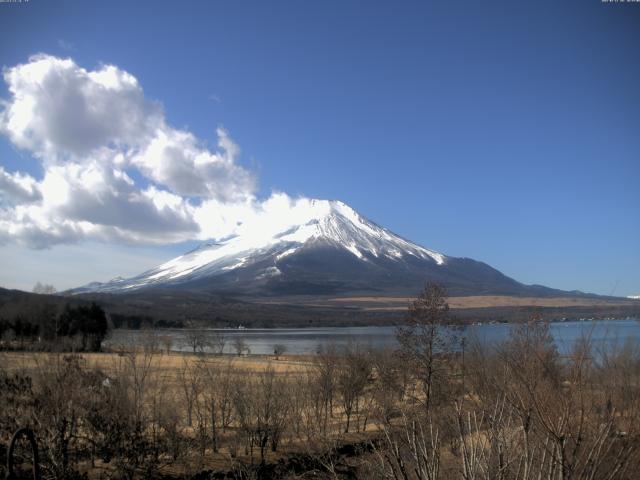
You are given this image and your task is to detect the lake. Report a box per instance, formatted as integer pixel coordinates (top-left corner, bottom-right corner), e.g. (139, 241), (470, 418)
(106, 318), (640, 355)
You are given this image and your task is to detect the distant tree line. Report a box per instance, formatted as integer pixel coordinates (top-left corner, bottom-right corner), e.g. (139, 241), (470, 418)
(0, 302), (109, 351)
(32, 281), (57, 295)
(109, 313), (185, 330)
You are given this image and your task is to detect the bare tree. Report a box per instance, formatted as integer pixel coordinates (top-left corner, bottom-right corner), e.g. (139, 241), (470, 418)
(314, 343), (339, 435)
(396, 282), (456, 413)
(461, 319), (640, 480)
(177, 359), (201, 427)
(185, 329), (207, 354)
(196, 358), (235, 454)
(337, 343), (371, 433)
(209, 330), (226, 355)
(371, 348), (406, 425)
(233, 337), (249, 356)
(141, 328), (160, 353)
(374, 409), (441, 480)
(33, 282), (57, 294)
(33, 355), (85, 479)
(95, 346), (159, 478)
(159, 335), (173, 355)
(273, 343), (287, 360)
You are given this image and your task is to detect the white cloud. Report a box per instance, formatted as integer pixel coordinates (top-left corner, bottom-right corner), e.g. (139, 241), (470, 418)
(132, 126), (255, 200)
(0, 54), (261, 248)
(194, 193), (336, 245)
(1, 55), (161, 159)
(0, 167), (41, 204)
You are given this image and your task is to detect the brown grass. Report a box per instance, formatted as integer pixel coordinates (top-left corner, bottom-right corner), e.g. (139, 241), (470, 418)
(0, 351), (315, 377)
(327, 295), (636, 311)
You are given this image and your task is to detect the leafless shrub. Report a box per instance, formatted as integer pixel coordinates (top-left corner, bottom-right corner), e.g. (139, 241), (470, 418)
(33, 282), (57, 295)
(337, 342), (371, 433)
(232, 366), (291, 464)
(195, 357), (235, 454)
(371, 348), (407, 425)
(209, 330), (227, 355)
(374, 409), (441, 480)
(313, 343), (339, 436)
(178, 359), (201, 427)
(233, 336), (250, 356)
(185, 328), (208, 354)
(159, 335), (173, 355)
(273, 343), (287, 360)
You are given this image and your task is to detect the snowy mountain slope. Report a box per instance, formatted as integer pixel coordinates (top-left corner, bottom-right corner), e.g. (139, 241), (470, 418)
(71, 199), (559, 297)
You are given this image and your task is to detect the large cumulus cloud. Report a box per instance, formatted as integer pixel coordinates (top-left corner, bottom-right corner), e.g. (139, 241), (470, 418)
(0, 54), (264, 248)
(1, 56), (161, 159)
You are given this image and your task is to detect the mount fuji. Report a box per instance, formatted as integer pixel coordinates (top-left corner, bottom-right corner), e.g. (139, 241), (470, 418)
(71, 200), (572, 298)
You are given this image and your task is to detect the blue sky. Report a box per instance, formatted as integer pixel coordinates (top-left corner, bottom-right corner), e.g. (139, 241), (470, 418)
(0, 0), (638, 296)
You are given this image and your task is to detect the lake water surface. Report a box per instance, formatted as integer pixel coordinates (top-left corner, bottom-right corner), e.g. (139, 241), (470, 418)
(106, 319), (640, 355)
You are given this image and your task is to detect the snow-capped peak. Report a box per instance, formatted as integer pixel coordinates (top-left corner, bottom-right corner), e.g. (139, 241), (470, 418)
(75, 199), (447, 292)
(301, 200), (445, 264)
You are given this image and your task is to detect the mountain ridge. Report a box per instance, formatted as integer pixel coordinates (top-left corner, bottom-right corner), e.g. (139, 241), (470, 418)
(69, 199), (598, 299)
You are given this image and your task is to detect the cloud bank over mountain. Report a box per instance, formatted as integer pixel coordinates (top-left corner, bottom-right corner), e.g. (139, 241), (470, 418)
(0, 54), (307, 248)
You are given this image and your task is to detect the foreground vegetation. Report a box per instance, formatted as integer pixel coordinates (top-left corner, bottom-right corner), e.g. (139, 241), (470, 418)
(1, 284), (639, 479)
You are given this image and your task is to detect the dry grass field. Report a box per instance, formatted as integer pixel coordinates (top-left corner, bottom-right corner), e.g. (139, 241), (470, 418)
(0, 350), (315, 376)
(327, 295), (638, 310)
